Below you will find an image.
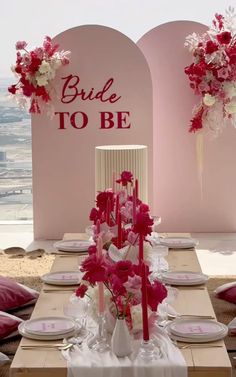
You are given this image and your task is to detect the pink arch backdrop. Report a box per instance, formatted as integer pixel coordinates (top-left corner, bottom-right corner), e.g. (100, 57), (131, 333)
(138, 21), (236, 232)
(32, 25), (153, 239)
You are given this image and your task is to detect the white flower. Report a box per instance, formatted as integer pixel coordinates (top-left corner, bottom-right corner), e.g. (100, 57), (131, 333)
(223, 82), (236, 99)
(39, 60), (51, 74)
(225, 101), (236, 114)
(203, 93), (216, 107)
(35, 74), (49, 87)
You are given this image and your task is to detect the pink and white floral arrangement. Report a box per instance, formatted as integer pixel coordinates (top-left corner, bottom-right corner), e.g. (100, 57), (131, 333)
(8, 36), (70, 116)
(76, 171), (167, 338)
(185, 7), (236, 135)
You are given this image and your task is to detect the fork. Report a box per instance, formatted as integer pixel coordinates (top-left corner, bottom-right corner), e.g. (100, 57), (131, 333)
(178, 344), (222, 349)
(21, 343), (73, 350)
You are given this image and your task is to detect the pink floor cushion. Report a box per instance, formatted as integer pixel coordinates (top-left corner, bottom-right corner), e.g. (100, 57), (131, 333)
(0, 311), (23, 340)
(0, 276), (39, 311)
(214, 282), (236, 304)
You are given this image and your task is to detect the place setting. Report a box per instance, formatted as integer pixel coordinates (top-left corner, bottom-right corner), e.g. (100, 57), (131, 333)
(41, 270), (83, 292)
(51, 239), (95, 256)
(19, 316), (78, 342)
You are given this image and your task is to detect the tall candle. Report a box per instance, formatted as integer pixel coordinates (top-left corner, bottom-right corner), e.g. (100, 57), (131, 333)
(115, 194), (119, 223)
(106, 198), (111, 226)
(117, 211), (122, 249)
(135, 178), (139, 199)
(97, 236), (105, 314)
(132, 187), (136, 224)
(141, 261), (149, 341)
(139, 233), (144, 264)
(96, 219), (100, 234)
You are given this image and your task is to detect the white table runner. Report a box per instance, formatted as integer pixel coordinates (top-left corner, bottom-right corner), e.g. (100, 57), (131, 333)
(62, 326), (187, 377)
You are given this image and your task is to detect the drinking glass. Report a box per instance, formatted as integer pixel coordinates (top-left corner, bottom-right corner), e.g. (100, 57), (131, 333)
(158, 286), (179, 326)
(63, 294), (90, 339)
(150, 244), (169, 279)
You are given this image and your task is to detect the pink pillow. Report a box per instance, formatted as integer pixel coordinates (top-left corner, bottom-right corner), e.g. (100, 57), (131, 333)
(214, 282), (236, 304)
(0, 311), (22, 340)
(0, 276), (38, 311)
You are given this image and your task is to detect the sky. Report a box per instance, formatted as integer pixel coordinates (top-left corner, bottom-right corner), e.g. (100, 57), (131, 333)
(0, 0), (233, 78)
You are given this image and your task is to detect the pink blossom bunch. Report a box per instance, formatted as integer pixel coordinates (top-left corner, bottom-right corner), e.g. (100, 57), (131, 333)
(89, 171), (153, 247)
(8, 36), (70, 116)
(185, 7), (236, 135)
(76, 255), (167, 322)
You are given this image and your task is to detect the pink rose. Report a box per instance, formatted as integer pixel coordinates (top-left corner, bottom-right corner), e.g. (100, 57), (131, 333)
(15, 41), (27, 50)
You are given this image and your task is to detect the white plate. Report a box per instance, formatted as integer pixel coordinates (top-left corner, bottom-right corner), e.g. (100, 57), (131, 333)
(160, 237), (199, 249)
(41, 271), (82, 286)
(161, 271), (208, 286)
(18, 322), (77, 341)
(53, 239), (94, 252)
(166, 321), (228, 343)
(169, 318), (227, 338)
(24, 317), (76, 336)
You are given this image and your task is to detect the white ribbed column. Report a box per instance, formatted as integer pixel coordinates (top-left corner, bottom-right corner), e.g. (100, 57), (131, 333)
(95, 145), (148, 203)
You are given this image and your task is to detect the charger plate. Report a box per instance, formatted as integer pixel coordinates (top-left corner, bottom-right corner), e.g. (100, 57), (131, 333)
(41, 271), (82, 286)
(160, 237), (199, 249)
(166, 319), (228, 343)
(24, 317), (76, 336)
(53, 239), (94, 252)
(19, 322), (76, 341)
(161, 271), (208, 286)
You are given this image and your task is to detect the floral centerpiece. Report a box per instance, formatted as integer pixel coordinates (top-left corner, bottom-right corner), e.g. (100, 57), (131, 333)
(184, 7), (236, 135)
(76, 171), (167, 338)
(8, 36), (70, 117)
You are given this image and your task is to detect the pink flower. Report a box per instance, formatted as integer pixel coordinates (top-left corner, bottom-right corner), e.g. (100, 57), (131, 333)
(8, 85), (17, 94)
(205, 40), (218, 54)
(116, 171), (133, 186)
(133, 212), (153, 237)
(96, 191), (114, 212)
(15, 41), (27, 50)
(89, 207), (100, 223)
(88, 245), (97, 255)
(114, 260), (134, 283)
(109, 275), (126, 296)
(124, 275), (142, 303)
(147, 280), (167, 311)
(217, 67), (230, 80)
(80, 253), (108, 284)
(75, 284), (88, 298)
(189, 107), (204, 133)
(217, 31), (232, 45)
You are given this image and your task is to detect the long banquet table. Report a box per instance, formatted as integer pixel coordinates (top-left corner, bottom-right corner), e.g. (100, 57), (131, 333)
(10, 233), (232, 377)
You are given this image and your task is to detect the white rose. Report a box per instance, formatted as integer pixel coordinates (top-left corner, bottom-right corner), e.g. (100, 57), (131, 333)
(203, 94), (216, 107)
(35, 74), (49, 87)
(39, 60), (51, 74)
(223, 82), (236, 99)
(225, 101), (236, 114)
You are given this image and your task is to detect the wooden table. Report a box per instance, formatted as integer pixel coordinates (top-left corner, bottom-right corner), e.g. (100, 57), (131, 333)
(10, 234), (232, 377)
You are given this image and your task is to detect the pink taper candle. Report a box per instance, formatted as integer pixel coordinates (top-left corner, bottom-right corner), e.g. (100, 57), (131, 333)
(115, 194), (119, 223)
(135, 178), (139, 199)
(97, 236), (105, 314)
(139, 233), (144, 264)
(117, 211), (122, 249)
(141, 261), (149, 341)
(132, 187), (136, 224)
(106, 198), (111, 226)
(96, 219), (100, 234)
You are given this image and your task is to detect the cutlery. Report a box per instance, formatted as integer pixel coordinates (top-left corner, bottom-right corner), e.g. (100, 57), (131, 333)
(168, 314), (215, 320)
(178, 344), (222, 349)
(21, 343), (73, 350)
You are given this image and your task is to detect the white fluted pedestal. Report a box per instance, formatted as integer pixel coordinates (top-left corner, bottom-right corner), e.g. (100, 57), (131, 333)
(95, 145), (148, 202)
